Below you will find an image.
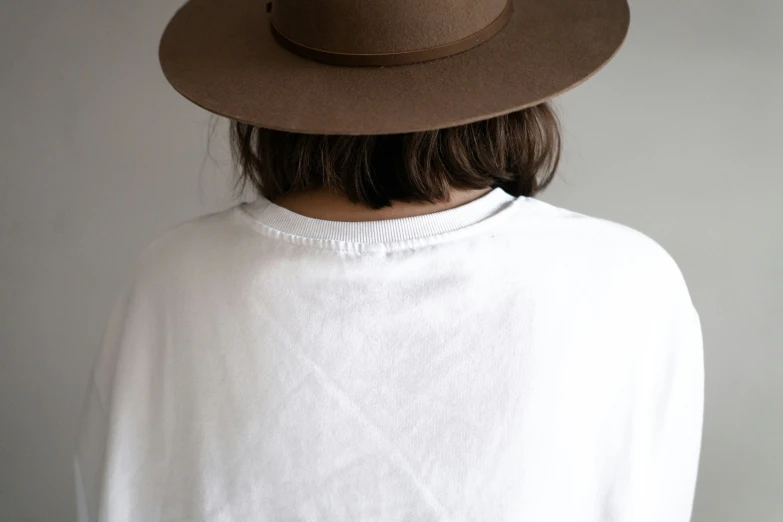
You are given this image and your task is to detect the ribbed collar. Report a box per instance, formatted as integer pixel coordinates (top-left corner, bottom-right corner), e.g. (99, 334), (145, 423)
(240, 187), (518, 244)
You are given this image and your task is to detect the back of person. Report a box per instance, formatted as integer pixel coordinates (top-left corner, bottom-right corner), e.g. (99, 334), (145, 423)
(74, 0), (703, 520)
(75, 189), (702, 521)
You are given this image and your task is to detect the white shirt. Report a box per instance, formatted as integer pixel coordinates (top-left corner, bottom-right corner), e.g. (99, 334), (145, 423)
(74, 187), (704, 522)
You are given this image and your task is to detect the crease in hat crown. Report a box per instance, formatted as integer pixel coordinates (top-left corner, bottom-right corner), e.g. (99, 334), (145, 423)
(268, 0), (511, 63)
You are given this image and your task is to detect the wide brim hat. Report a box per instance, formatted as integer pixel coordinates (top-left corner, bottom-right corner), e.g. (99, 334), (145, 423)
(159, 0), (629, 135)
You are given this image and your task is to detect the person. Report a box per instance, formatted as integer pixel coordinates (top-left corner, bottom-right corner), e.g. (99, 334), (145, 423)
(73, 0), (704, 521)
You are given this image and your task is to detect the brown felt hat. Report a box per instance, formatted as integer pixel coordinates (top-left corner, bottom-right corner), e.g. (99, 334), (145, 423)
(159, 0), (630, 135)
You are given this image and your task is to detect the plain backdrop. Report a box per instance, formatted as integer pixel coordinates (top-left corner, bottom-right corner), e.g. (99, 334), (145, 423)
(1, 1), (781, 521)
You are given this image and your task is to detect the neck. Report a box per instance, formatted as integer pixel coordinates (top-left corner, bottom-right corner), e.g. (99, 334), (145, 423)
(272, 187), (494, 222)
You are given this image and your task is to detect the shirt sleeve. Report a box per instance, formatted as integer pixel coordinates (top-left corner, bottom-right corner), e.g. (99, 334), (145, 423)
(656, 302), (704, 521)
(632, 295), (705, 522)
(73, 276), (136, 522)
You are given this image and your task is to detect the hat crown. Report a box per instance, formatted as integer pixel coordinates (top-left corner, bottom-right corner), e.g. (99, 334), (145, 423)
(270, 0), (509, 55)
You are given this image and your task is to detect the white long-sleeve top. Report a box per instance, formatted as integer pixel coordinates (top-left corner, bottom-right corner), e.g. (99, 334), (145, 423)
(74, 187), (704, 522)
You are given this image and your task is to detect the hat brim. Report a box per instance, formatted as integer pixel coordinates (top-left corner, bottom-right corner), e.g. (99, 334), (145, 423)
(159, 0), (629, 135)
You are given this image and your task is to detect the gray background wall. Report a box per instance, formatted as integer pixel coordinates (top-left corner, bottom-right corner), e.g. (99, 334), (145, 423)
(1, 0), (780, 520)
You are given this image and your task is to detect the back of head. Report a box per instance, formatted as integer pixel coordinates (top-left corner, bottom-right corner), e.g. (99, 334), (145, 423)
(230, 103), (561, 210)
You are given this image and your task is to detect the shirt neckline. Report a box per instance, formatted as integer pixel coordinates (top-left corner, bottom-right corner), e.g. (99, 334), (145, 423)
(239, 187), (519, 244)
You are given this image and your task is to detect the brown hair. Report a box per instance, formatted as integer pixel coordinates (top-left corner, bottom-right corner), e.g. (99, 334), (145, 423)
(230, 103), (561, 209)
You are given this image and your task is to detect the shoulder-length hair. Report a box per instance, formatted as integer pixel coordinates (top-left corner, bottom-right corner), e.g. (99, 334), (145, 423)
(229, 103), (561, 209)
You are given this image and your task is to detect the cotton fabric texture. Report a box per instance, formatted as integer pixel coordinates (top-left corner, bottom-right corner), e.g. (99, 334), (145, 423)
(74, 188), (704, 522)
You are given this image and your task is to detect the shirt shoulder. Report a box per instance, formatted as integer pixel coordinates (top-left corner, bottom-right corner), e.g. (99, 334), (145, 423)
(128, 204), (253, 293)
(516, 200), (702, 393)
(517, 197), (696, 311)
